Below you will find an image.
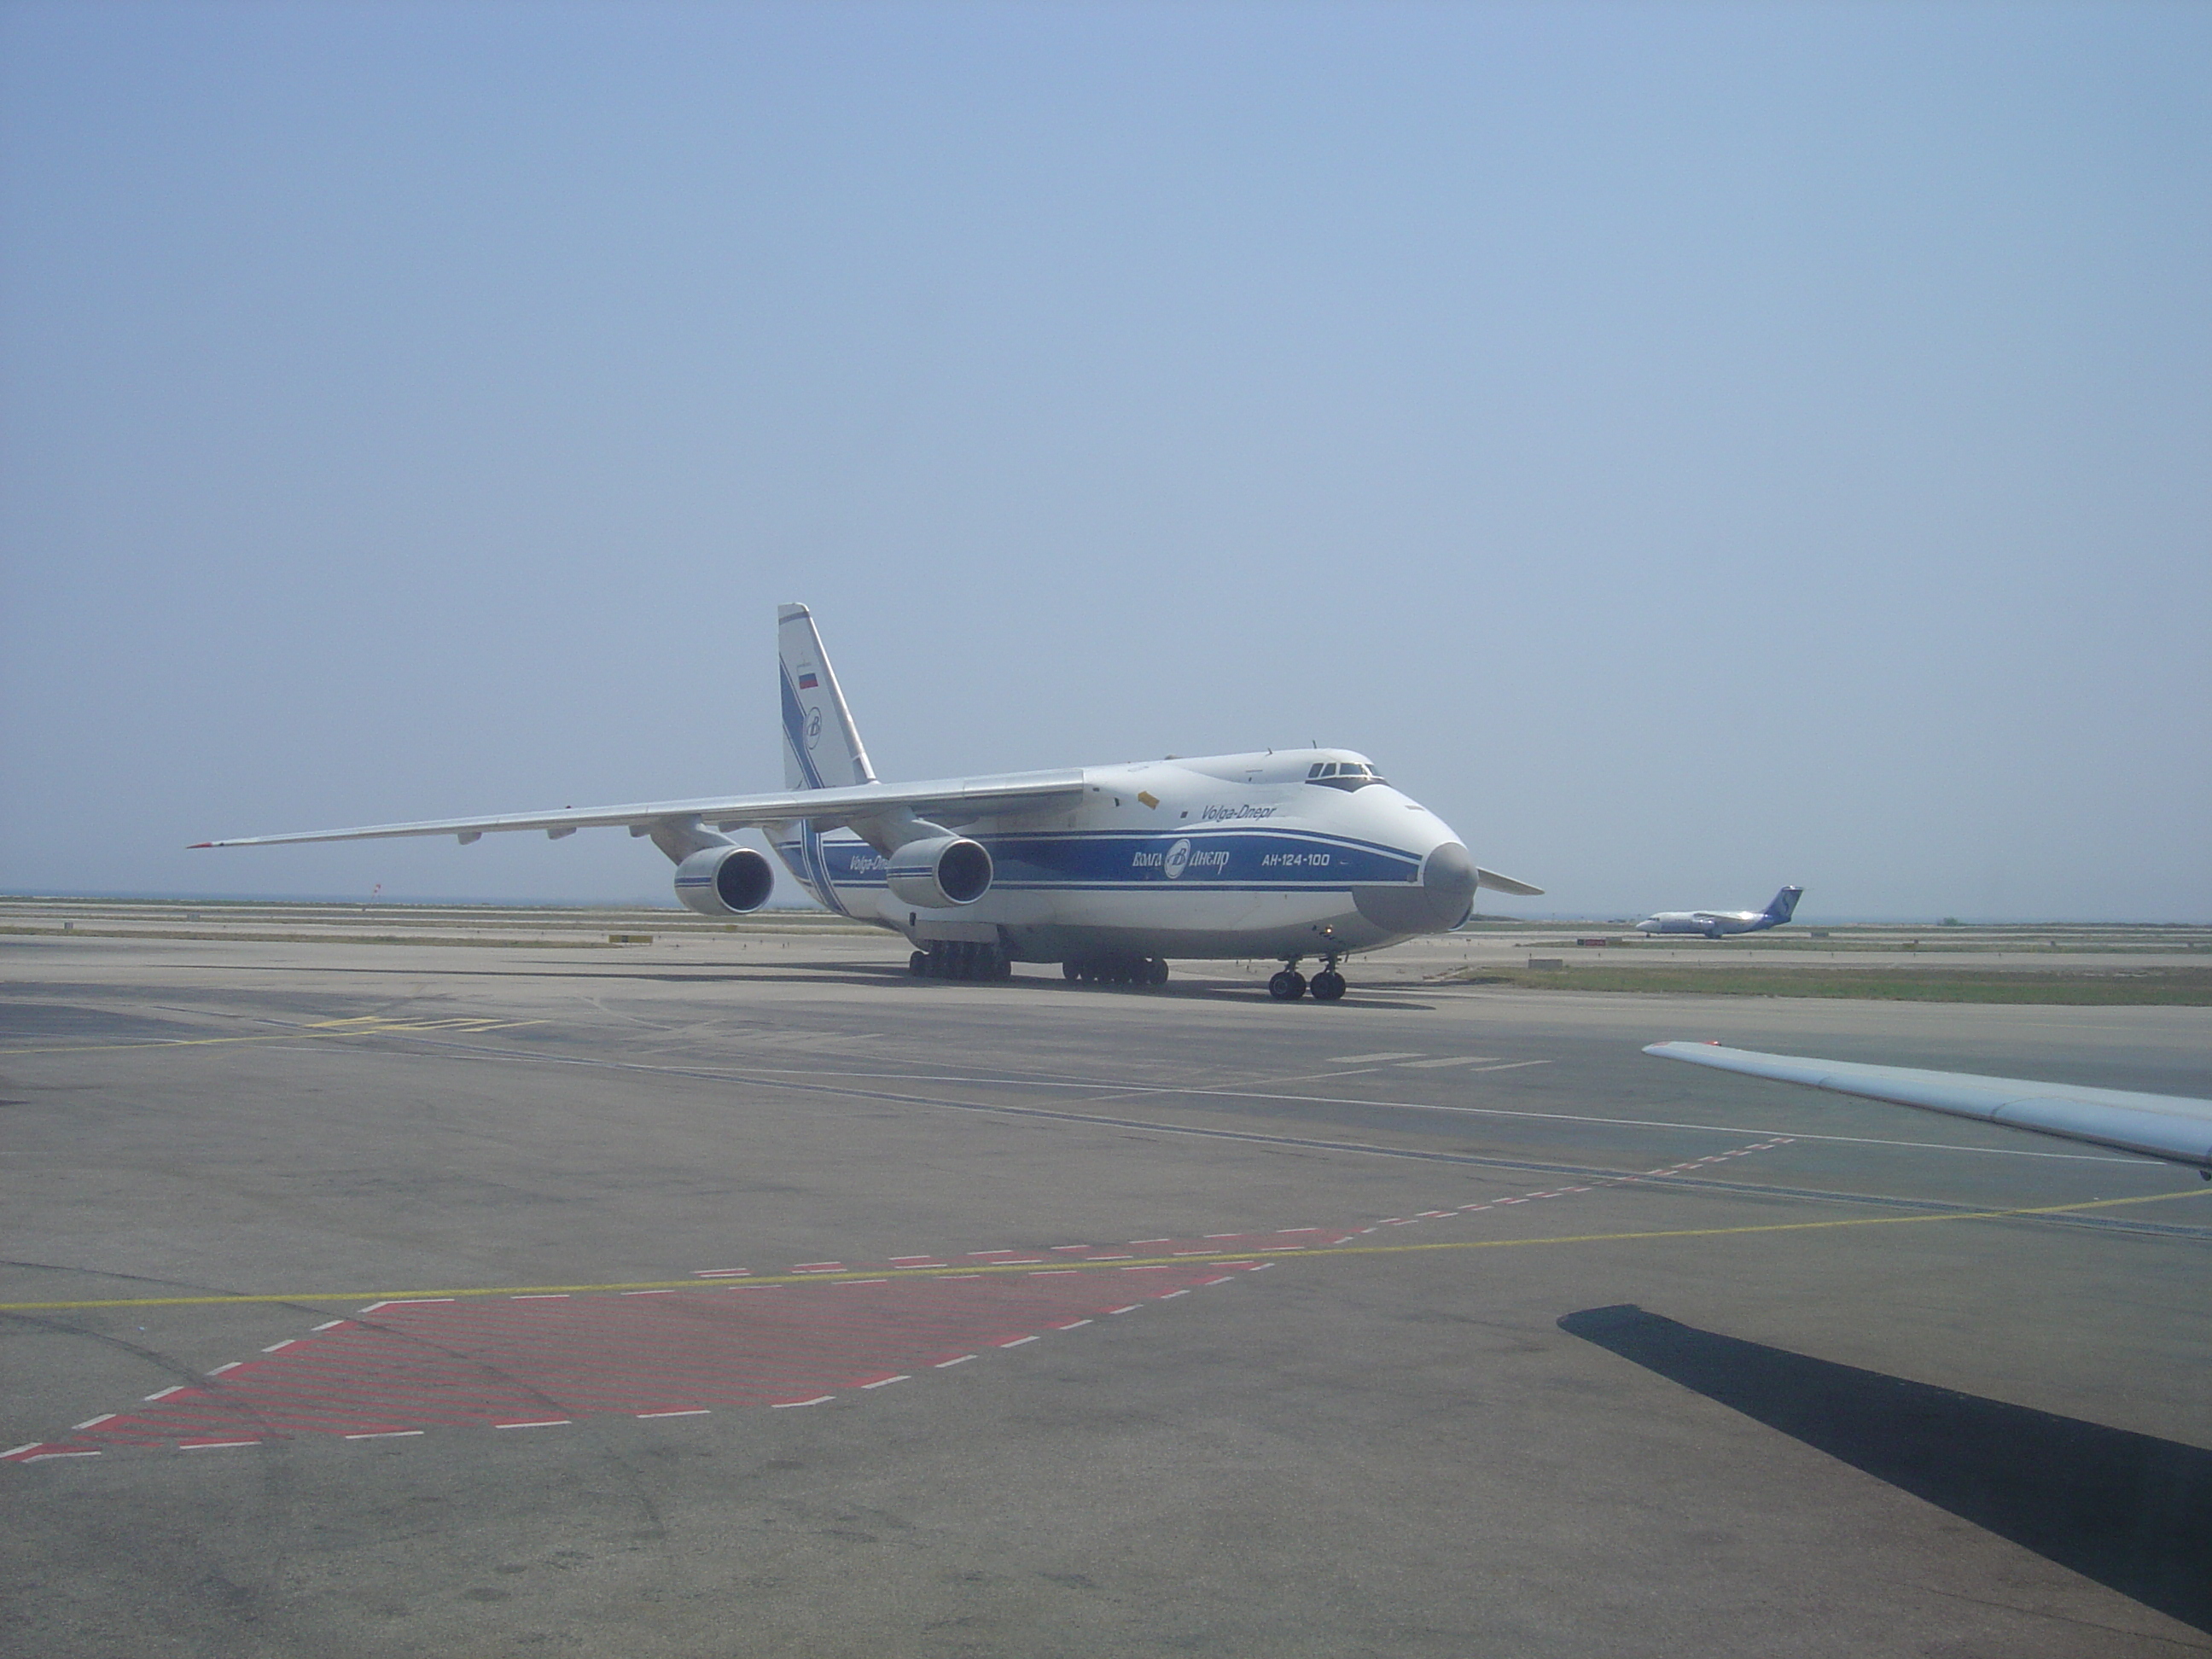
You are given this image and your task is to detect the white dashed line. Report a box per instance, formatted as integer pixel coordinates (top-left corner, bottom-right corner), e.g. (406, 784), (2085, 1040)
(934, 1354), (977, 1368)
(1051, 1318), (1093, 1330)
(1157, 1289), (1189, 1299)
(771, 1395), (835, 1409)
(861, 1376), (911, 1389)
(261, 1340), (295, 1353)
(636, 1409), (712, 1419)
(344, 1430), (424, 1440)
(1107, 1304), (1141, 1314)
(143, 1386), (189, 1402)
(998, 1336), (1039, 1348)
(73, 1415), (116, 1431)
(311, 1319), (347, 1332)
(492, 1418), (572, 1430)
(207, 1361), (243, 1375)
(1327, 1052), (1425, 1063)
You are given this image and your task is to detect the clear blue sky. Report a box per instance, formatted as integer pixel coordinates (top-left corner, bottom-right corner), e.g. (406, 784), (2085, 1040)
(3, 2), (2206, 919)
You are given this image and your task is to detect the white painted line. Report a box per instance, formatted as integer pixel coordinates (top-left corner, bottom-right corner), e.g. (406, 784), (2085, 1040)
(262, 1340), (296, 1353)
(1328, 1052), (1425, 1063)
(1157, 1289), (1190, 1299)
(3, 1444), (40, 1459)
(861, 1376), (911, 1389)
(73, 1415), (117, 1430)
(1249, 1263), (1276, 1272)
(771, 1395), (835, 1408)
(1106, 1305), (1140, 1314)
(1282, 1227), (1323, 1232)
(311, 1319), (347, 1332)
(1203, 1232), (1244, 1239)
(344, 1430), (424, 1440)
(938, 1272), (983, 1279)
(1397, 1056), (1498, 1068)
(207, 1361), (244, 1375)
(621, 1289), (678, 1296)
(998, 1336), (1039, 1348)
(1052, 1319), (1093, 1330)
(25, 1449), (102, 1462)
(384, 1298), (455, 1307)
(636, 1409), (712, 1419)
(358, 1301), (391, 1313)
(692, 1268), (752, 1278)
(1201, 1277), (1235, 1287)
(143, 1385), (189, 1402)
(835, 1278), (891, 1286)
(511, 1294), (569, 1300)
(179, 1440), (259, 1451)
(492, 1418), (572, 1430)
(934, 1354), (977, 1368)
(1130, 1238), (1172, 1244)
(1091, 1254), (1133, 1260)
(1029, 1269), (1078, 1276)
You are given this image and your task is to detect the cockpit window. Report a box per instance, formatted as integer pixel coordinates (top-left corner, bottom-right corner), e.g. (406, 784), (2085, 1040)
(1306, 760), (1387, 790)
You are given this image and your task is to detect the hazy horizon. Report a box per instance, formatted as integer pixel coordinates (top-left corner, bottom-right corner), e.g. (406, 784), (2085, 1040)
(5, 3), (2207, 923)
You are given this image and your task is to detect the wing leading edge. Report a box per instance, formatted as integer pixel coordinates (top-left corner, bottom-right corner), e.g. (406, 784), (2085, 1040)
(1644, 1041), (2212, 1173)
(190, 771), (1088, 849)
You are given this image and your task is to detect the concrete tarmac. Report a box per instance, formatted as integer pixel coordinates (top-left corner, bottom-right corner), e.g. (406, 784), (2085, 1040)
(3, 929), (2208, 1657)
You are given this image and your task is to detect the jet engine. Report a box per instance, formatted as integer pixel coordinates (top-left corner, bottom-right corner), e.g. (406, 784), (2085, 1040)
(886, 835), (992, 908)
(672, 845), (776, 917)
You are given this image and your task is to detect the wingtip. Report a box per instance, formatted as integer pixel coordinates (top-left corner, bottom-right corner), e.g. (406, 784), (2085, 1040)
(186, 841), (215, 849)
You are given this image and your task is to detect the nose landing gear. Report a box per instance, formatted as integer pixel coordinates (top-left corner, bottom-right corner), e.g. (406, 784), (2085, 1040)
(1272, 953), (1348, 1002)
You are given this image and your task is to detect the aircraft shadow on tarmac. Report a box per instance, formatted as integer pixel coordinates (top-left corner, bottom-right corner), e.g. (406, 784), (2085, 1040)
(1558, 1305), (2212, 1634)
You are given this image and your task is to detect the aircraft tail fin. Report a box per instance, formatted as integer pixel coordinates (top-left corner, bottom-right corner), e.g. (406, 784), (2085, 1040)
(1764, 885), (1804, 922)
(778, 605), (876, 791)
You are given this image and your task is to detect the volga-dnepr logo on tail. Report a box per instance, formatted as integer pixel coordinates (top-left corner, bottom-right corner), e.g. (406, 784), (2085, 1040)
(195, 607), (1540, 1003)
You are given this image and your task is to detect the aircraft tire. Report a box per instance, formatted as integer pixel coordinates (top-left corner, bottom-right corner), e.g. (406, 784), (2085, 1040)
(910, 951), (928, 976)
(1146, 958), (1169, 987)
(1063, 961), (1080, 981)
(1310, 970), (1346, 1001)
(1268, 969), (1307, 1001)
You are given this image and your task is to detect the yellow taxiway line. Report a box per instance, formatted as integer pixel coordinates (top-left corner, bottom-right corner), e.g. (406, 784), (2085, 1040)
(1, 1187), (2200, 1313)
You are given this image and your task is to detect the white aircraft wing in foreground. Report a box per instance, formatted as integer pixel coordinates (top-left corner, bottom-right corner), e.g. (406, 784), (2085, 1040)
(1645, 1041), (2212, 1174)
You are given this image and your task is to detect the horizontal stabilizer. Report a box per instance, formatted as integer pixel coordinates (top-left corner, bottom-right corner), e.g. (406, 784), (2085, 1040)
(1645, 1041), (2212, 1172)
(1476, 868), (1545, 897)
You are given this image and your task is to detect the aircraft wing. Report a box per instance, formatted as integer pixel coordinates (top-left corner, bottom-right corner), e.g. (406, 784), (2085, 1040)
(190, 771), (1090, 848)
(1476, 869), (1545, 896)
(1644, 1041), (2212, 1172)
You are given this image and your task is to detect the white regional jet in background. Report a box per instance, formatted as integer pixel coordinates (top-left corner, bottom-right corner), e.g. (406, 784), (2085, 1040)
(1635, 885), (1804, 939)
(195, 606), (1542, 1002)
(1646, 1042), (2212, 1179)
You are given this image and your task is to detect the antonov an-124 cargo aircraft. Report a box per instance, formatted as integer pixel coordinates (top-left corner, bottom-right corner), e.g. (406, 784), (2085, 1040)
(195, 606), (1542, 1001)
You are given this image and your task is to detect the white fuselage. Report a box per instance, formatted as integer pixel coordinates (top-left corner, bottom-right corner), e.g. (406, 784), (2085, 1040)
(765, 748), (1476, 963)
(1635, 910), (1780, 938)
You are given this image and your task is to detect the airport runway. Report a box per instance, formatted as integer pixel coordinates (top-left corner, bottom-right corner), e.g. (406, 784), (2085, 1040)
(3, 930), (2208, 1656)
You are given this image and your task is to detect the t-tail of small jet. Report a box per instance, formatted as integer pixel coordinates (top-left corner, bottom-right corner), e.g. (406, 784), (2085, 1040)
(1763, 885), (1804, 923)
(779, 604), (876, 791)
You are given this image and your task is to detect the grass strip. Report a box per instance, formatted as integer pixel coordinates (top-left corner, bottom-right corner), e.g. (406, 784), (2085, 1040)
(1435, 965), (2212, 1005)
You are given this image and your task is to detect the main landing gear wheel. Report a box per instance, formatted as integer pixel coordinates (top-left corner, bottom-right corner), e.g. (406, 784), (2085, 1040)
(1268, 969), (1308, 1001)
(1309, 969), (1347, 1001)
(910, 951), (928, 976)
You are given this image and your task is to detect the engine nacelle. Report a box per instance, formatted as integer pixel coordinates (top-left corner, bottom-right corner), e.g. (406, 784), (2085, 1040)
(673, 846), (776, 917)
(886, 835), (992, 908)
